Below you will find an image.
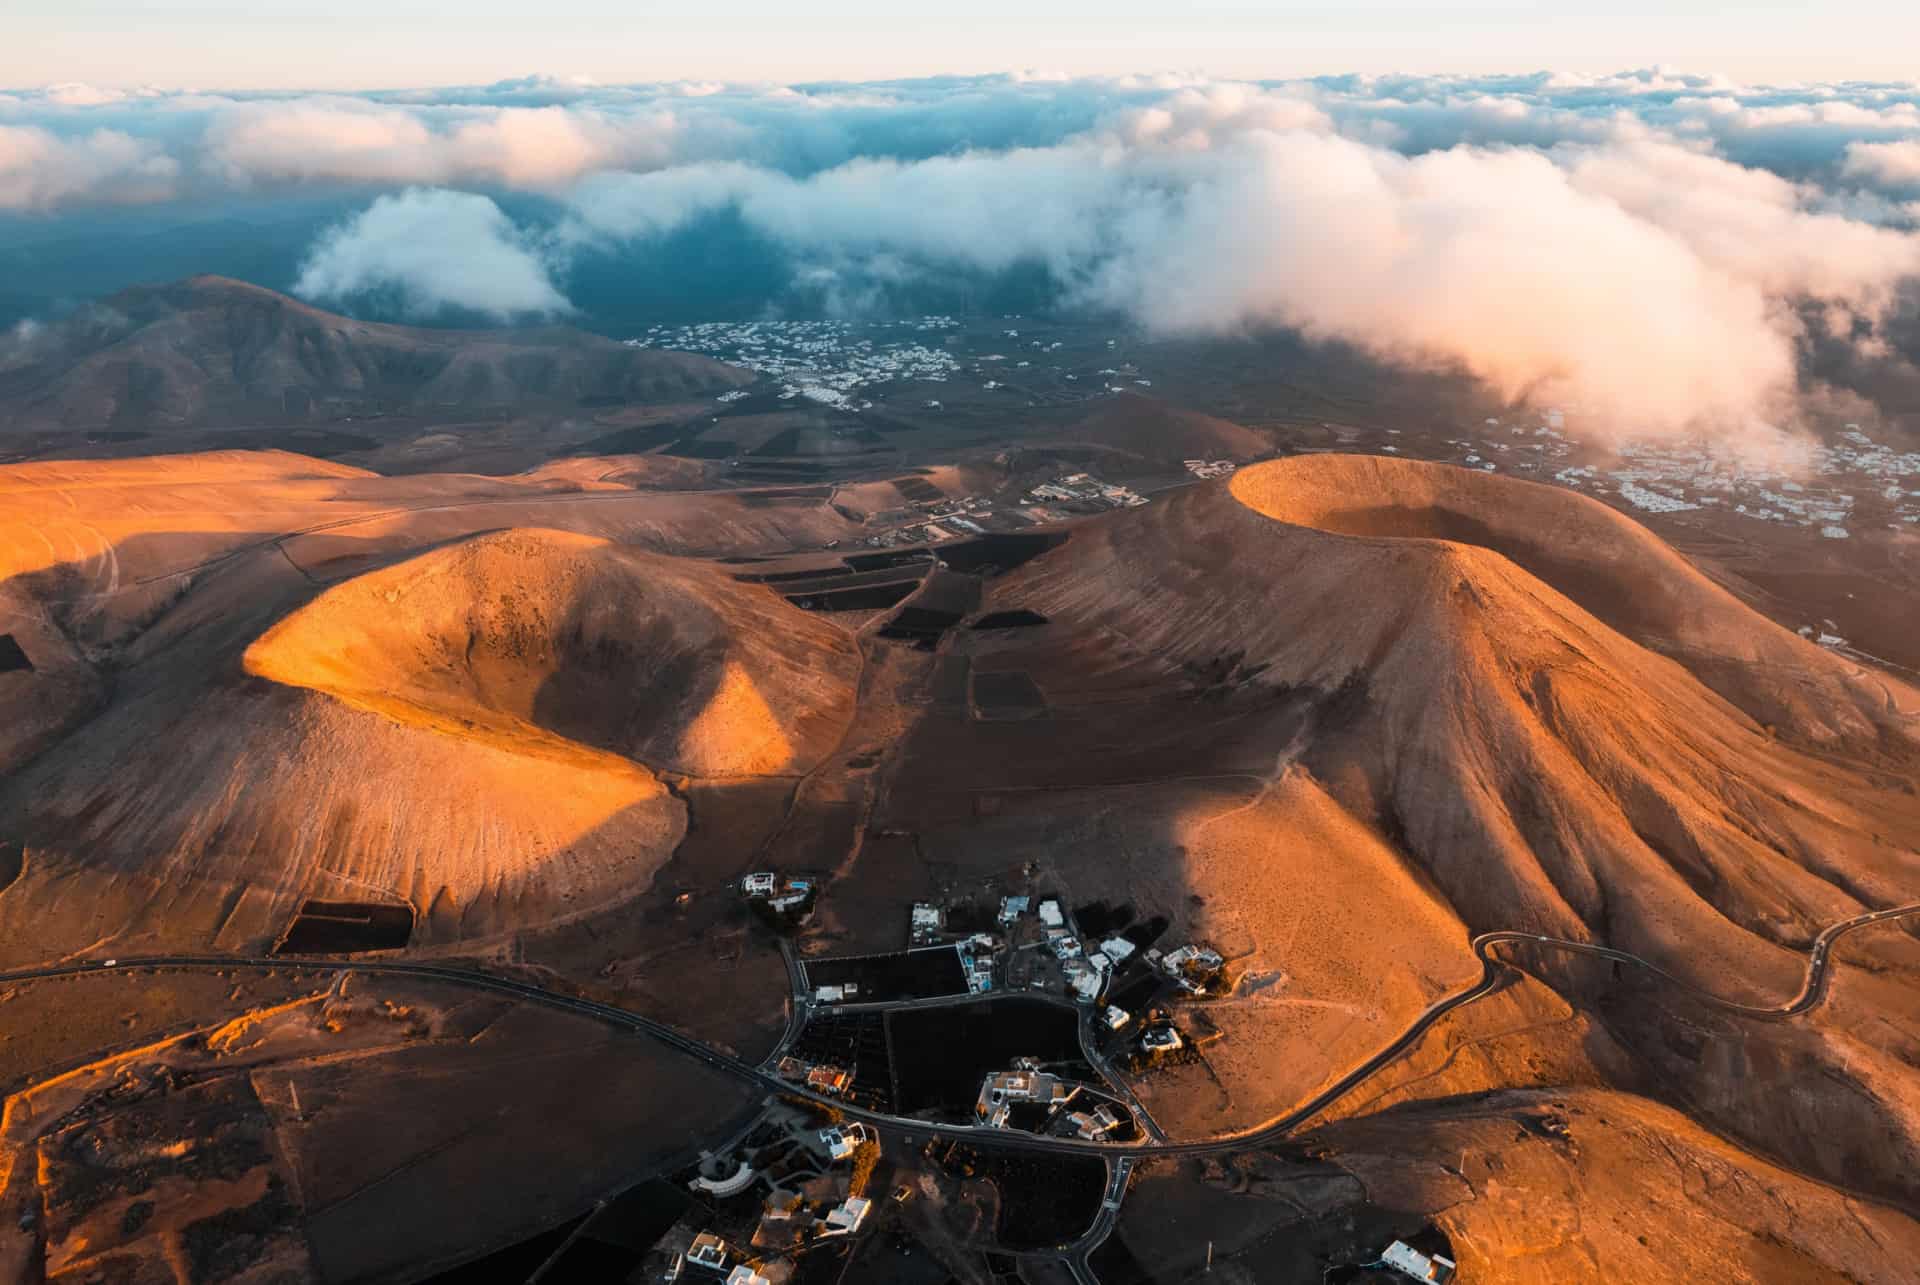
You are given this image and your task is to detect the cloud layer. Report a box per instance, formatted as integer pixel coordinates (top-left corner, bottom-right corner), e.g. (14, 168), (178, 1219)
(294, 188), (571, 320)
(10, 69), (1920, 432)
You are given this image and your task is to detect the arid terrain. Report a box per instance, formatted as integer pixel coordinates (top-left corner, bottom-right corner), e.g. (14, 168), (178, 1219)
(3, 285), (1919, 1284)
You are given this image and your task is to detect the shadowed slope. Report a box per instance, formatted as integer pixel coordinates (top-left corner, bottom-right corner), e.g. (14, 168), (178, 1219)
(0, 276), (751, 433)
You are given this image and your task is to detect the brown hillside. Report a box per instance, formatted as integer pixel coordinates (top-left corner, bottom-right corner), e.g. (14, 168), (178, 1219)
(0, 527), (859, 960)
(245, 527), (861, 778)
(1051, 392), (1270, 466)
(0, 276), (750, 433)
(998, 454), (1920, 968)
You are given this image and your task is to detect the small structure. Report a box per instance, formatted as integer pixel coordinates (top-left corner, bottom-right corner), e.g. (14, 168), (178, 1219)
(976, 1063), (1072, 1127)
(910, 903), (945, 944)
(1099, 936), (1136, 964)
(821, 1195), (872, 1235)
(1104, 1005), (1132, 1031)
(818, 1123), (874, 1162)
(1381, 1240), (1456, 1283)
(1066, 1105), (1122, 1139)
(1160, 944), (1226, 993)
(1142, 1025), (1183, 1053)
(813, 983), (858, 1004)
(687, 1233), (730, 1273)
(1065, 957), (1105, 1002)
(806, 1065), (852, 1096)
(1038, 899), (1065, 928)
(741, 873), (777, 898)
(690, 1159), (757, 1198)
(725, 1267), (772, 1285)
(999, 895), (1031, 925)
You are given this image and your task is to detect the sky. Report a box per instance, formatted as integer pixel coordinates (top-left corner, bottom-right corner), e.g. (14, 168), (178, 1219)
(7, 10), (1920, 448)
(8, 1), (1920, 89)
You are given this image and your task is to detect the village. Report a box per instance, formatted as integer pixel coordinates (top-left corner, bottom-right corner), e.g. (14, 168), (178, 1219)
(738, 873), (1231, 1145)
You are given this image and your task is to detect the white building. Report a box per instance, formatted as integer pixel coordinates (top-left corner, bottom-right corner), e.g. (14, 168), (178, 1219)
(821, 1196), (872, 1235)
(725, 1267), (772, 1285)
(741, 873), (777, 897)
(1100, 937), (1136, 964)
(1381, 1240), (1456, 1282)
(687, 1233), (729, 1272)
(819, 1124), (873, 1161)
(1038, 900), (1065, 928)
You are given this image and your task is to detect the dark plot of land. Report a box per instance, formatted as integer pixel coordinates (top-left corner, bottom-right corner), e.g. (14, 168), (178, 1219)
(736, 564), (856, 585)
(755, 425), (888, 456)
(844, 550), (936, 573)
(933, 532), (1070, 576)
(728, 461), (835, 481)
(972, 670), (1047, 719)
(737, 485), (835, 506)
(773, 566), (930, 596)
(507, 1180), (692, 1282)
(803, 946), (969, 1003)
(274, 900), (414, 954)
(0, 635), (32, 673)
(195, 428), (381, 457)
(891, 475), (945, 503)
(788, 1010), (894, 1111)
(970, 610), (1049, 630)
(672, 436), (739, 459)
(888, 998), (1091, 1117)
(933, 1145), (1107, 1251)
(933, 654), (972, 708)
(573, 421), (689, 455)
(419, 1215), (585, 1283)
(789, 580), (919, 612)
(879, 570), (981, 647)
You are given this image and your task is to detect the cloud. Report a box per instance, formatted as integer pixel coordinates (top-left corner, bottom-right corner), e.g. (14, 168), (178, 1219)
(0, 124), (178, 209)
(10, 68), (1920, 441)
(293, 188), (573, 320)
(199, 99), (683, 189)
(1844, 140), (1920, 191)
(559, 119), (1920, 436)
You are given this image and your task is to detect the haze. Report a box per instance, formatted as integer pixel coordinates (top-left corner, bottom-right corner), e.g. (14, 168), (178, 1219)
(10, 1), (1920, 87)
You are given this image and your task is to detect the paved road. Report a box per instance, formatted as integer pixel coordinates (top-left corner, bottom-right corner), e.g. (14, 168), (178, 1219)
(6, 901), (1915, 1160)
(7, 902), (1917, 1283)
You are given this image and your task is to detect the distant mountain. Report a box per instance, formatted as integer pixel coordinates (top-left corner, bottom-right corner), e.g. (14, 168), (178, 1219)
(0, 276), (751, 435)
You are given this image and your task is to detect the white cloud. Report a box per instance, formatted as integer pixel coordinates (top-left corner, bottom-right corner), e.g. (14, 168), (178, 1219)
(560, 120), (1920, 437)
(0, 124), (178, 209)
(294, 188), (573, 320)
(1844, 139), (1920, 191)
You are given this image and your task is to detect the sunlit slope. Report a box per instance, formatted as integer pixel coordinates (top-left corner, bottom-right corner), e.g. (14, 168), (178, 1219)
(999, 455), (1920, 982)
(0, 527), (859, 959)
(244, 527), (860, 777)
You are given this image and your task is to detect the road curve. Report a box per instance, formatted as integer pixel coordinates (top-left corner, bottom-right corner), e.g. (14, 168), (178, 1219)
(2, 901), (1916, 1165)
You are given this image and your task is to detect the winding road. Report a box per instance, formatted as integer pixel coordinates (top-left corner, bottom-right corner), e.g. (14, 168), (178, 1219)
(4, 900), (1917, 1278)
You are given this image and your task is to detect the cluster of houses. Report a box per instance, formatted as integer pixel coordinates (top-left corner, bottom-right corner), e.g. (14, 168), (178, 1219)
(739, 872), (815, 916)
(661, 1106), (881, 1283)
(1150, 943), (1227, 995)
(1024, 473), (1149, 516)
(972, 1058), (1125, 1139)
(774, 1056), (853, 1098)
(1183, 458), (1238, 479)
(628, 317), (964, 414)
